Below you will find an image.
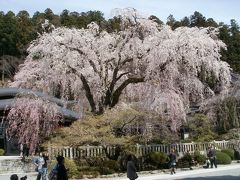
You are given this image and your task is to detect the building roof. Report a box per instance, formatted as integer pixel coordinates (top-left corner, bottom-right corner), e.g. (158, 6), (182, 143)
(0, 87), (81, 121)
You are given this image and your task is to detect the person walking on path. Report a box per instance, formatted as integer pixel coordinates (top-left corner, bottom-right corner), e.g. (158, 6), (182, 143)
(127, 154), (138, 180)
(168, 149), (177, 175)
(56, 155), (68, 180)
(34, 152), (45, 180)
(207, 145), (217, 168)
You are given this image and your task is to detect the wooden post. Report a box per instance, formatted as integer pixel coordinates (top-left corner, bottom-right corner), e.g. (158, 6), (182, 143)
(136, 144), (140, 157)
(69, 147), (73, 159)
(87, 145), (90, 157)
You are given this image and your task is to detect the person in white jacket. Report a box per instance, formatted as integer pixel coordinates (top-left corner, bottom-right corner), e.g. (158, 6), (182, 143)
(34, 152), (45, 180)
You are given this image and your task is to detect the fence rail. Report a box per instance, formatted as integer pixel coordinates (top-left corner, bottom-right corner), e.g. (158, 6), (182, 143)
(48, 140), (240, 159)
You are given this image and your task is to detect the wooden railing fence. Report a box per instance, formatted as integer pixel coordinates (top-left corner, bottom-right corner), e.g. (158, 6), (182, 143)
(48, 140), (240, 159)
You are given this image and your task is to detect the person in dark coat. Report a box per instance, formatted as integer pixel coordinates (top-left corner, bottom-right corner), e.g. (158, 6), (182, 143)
(56, 155), (68, 180)
(23, 144), (30, 157)
(234, 148), (240, 160)
(127, 155), (138, 180)
(42, 152), (49, 180)
(168, 149), (177, 174)
(10, 174), (18, 180)
(207, 145), (217, 168)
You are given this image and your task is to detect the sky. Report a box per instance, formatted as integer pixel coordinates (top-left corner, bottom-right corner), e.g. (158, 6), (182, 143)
(0, 0), (239, 24)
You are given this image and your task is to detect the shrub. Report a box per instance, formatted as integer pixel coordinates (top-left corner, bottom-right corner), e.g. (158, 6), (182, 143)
(216, 151), (231, 164)
(91, 158), (119, 175)
(76, 167), (100, 179)
(136, 156), (150, 171)
(104, 159), (120, 172)
(189, 113), (216, 142)
(177, 158), (190, 168)
(181, 153), (193, 163)
(75, 158), (89, 167)
(177, 153), (193, 168)
(221, 149), (234, 160)
(64, 158), (79, 178)
(85, 157), (104, 167)
(77, 157), (119, 175)
(98, 166), (115, 175)
(143, 151), (168, 169)
(0, 149), (5, 156)
(148, 151), (168, 165)
(193, 151), (206, 165)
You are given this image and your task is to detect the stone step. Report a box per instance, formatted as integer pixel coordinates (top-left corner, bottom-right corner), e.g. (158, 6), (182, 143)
(0, 156), (36, 174)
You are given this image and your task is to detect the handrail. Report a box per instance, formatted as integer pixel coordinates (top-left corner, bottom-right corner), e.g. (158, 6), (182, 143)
(47, 140), (240, 159)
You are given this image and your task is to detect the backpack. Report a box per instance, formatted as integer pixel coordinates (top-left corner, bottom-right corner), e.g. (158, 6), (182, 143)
(48, 164), (58, 180)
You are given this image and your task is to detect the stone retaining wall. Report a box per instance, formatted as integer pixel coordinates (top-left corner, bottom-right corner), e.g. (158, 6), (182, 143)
(0, 156), (35, 174)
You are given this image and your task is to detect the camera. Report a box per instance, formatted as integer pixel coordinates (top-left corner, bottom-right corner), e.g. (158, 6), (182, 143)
(20, 176), (27, 180)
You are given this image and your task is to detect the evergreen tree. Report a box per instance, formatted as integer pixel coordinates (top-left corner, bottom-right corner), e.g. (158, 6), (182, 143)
(16, 10), (34, 55)
(149, 15), (163, 25)
(1, 11), (19, 56)
(190, 11), (207, 27)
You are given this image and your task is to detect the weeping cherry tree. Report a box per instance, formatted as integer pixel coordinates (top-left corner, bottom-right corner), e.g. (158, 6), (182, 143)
(9, 8), (231, 136)
(6, 95), (62, 153)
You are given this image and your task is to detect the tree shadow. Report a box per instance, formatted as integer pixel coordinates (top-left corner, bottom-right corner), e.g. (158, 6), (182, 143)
(181, 175), (240, 180)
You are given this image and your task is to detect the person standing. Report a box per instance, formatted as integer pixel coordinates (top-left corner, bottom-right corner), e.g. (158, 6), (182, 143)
(234, 148), (240, 160)
(23, 144), (30, 157)
(56, 155), (68, 180)
(127, 155), (138, 180)
(34, 152), (45, 180)
(168, 149), (177, 175)
(207, 145), (217, 168)
(42, 152), (49, 180)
